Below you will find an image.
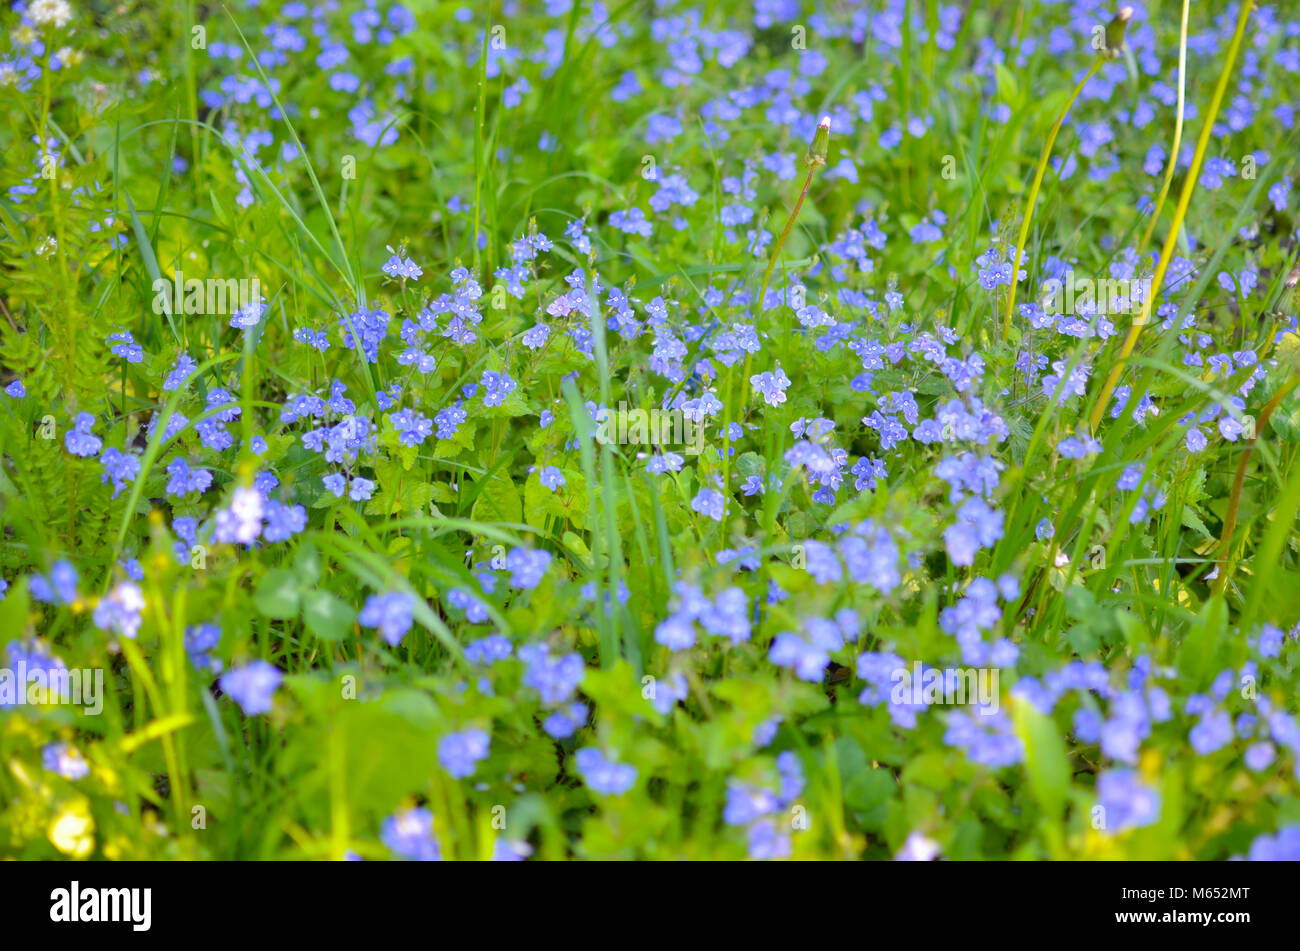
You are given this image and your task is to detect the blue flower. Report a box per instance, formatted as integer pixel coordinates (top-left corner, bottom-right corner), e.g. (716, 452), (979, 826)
(65, 413), (102, 457)
(1257, 624), (1284, 659)
(322, 473), (346, 497)
(230, 299), (266, 330)
(521, 323), (550, 349)
(42, 742), (90, 780)
(480, 370), (517, 407)
(1245, 826), (1300, 860)
(750, 363), (792, 406)
(539, 465), (565, 490)
(27, 561), (78, 605)
(184, 622), (223, 672)
(1200, 156), (1235, 190)
(943, 498), (1004, 567)
(263, 501), (307, 542)
(746, 819), (791, 859)
(381, 807), (442, 860)
(435, 403), (467, 439)
(1268, 178), (1290, 212)
(381, 246), (423, 281)
(438, 729), (490, 778)
(359, 591), (415, 646)
(491, 838), (533, 860)
(543, 702), (588, 738)
(166, 458), (213, 497)
(574, 747), (637, 795)
(92, 581), (144, 639)
(1096, 769), (1160, 833)
(942, 708), (1022, 767)
(389, 407), (433, 446)
(647, 452), (684, 474)
(219, 660), (282, 715)
(752, 717), (782, 747)
(691, 488), (726, 521)
(99, 448), (140, 498)
(162, 352), (198, 391)
(505, 547), (551, 590)
(648, 671), (688, 714)
(724, 781), (778, 825)
(768, 633), (828, 681)
(465, 634), (512, 665)
(107, 330), (144, 363)
(610, 206), (653, 237)
(1189, 707), (1233, 755)
(1244, 742), (1275, 772)
(1117, 464), (1145, 491)
(519, 644), (585, 704)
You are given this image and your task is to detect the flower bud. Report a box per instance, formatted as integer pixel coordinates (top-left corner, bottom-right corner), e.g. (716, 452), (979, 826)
(806, 115), (831, 167)
(1102, 6), (1133, 59)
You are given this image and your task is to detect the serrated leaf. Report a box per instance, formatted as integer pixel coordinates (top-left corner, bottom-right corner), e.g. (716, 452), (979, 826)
(735, 451), (766, 479)
(471, 472), (523, 525)
(1181, 505), (1213, 540)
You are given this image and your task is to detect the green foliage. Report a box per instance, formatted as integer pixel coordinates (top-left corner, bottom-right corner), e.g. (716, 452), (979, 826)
(0, 0), (1298, 864)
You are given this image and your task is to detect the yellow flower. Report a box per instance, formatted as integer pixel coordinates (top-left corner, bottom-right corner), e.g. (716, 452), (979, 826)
(48, 798), (95, 858)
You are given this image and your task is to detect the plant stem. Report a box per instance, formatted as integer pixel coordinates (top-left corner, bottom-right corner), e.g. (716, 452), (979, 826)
(1002, 58), (1102, 338)
(1214, 374), (1298, 594)
(741, 162), (818, 399)
(1136, 0), (1189, 257)
(1090, 0), (1255, 432)
(722, 157), (822, 531)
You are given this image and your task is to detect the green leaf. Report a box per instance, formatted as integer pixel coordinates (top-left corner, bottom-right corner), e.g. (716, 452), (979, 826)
(471, 472), (523, 525)
(254, 568), (301, 619)
(843, 767), (895, 811)
(367, 460), (437, 515)
(1012, 700), (1070, 849)
(1178, 595), (1226, 689)
(1066, 622), (1101, 656)
(301, 589), (356, 642)
(293, 542), (322, 586)
(1180, 505), (1213, 541)
(123, 189), (180, 345)
(1114, 610), (1148, 651)
(735, 451), (766, 480)
(0, 578), (30, 647)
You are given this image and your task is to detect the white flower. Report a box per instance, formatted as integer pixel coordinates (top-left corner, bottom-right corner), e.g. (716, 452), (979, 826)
(894, 831), (941, 861)
(214, 487), (264, 545)
(28, 0), (74, 29)
(93, 581), (145, 639)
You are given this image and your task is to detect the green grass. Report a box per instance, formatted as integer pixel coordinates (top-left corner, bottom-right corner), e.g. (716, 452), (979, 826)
(0, 0), (1299, 862)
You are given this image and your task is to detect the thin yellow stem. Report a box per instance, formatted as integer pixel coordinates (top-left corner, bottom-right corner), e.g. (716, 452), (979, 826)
(744, 163), (817, 402)
(1137, 0), (1189, 256)
(1089, 0), (1255, 433)
(720, 161), (820, 532)
(1002, 59), (1102, 338)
